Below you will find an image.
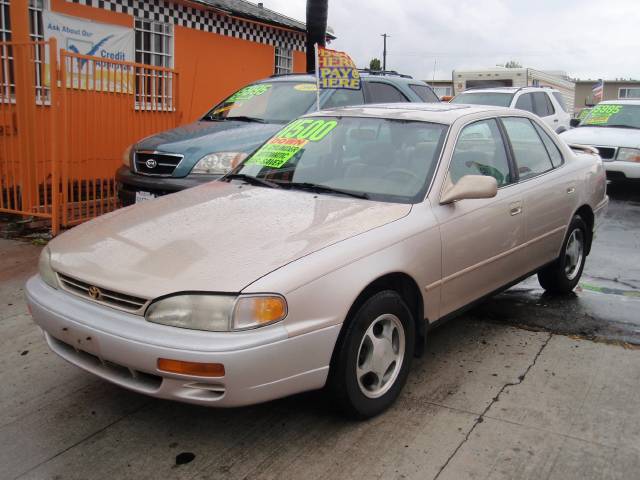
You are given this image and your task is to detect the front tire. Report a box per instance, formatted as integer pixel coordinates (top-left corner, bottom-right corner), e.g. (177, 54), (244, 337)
(328, 290), (415, 419)
(538, 215), (588, 293)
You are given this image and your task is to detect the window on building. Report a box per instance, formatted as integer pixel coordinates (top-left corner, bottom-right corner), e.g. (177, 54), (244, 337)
(619, 88), (640, 99)
(135, 19), (174, 109)
(1, 0), (47, 101)
(274, 46), (293, 74)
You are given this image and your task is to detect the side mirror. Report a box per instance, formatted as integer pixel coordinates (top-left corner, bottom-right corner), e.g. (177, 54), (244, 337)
(440, 175), (498, 204)
(570, 118), (581, 128)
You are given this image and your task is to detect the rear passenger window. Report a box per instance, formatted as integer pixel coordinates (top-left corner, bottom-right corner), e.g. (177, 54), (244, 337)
(449, 119), (513, 187)
(323, 88), (365, 109)
(533, 92), (553, 117)
(408, 84), (439, 102)
(515, 93), (534, 113)
(502, 117), (554, 180)
(533, 122), (564, 167)
(552, 92), (568, 112)
(366, 82), (409, 103)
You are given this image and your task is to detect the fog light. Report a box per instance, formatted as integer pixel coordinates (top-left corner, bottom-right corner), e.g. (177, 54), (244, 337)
(157, 358), (225, 377)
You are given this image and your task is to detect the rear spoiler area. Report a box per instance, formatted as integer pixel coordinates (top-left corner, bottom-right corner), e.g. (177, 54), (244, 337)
(568, 144), (600, 156)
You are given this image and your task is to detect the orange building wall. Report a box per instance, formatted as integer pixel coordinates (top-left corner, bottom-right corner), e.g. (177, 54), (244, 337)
(48, 0), (308, 123)
(175, 25), (276, 122)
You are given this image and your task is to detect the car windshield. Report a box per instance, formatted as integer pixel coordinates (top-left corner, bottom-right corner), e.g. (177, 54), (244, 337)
(204, 82), (318, 124)
(231, 116), (448, 204)
(451, 92), (514, 107)
(579, 104), (640, 129)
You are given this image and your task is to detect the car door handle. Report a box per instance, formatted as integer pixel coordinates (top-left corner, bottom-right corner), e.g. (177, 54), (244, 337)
(509, 202), (522, 216)
(567, 187), (575, 195)
(554, 119), (559, 122)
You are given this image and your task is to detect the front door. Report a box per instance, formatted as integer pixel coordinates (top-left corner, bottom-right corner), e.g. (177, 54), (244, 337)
(433, 118), (525, 316)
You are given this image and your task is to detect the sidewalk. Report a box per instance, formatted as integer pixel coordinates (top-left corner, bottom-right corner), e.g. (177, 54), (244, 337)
(1, 239), (639, 480)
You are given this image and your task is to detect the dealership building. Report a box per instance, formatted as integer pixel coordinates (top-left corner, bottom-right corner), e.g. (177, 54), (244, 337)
(3, 0), (316, 121)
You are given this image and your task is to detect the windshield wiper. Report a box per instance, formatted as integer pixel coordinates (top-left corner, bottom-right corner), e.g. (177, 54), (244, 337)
(282, 182), (369, 200)
(227, 115), (267, 123)
(223, 173), (279, 188)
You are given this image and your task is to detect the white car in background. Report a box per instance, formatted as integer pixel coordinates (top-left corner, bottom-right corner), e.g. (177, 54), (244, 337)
(451, 87), (571, 133)
(560, 100), (640, 181)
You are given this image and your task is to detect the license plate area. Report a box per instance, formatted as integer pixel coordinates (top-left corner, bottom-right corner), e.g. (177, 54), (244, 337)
(135, 191), (156, 203)
(59, 326), (101, 357)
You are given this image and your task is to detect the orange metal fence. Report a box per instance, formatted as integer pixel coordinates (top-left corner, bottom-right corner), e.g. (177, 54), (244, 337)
(0, 39), (181, 234)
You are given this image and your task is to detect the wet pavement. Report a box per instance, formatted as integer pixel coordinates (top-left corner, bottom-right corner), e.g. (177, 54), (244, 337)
(472, 181), (640, 345)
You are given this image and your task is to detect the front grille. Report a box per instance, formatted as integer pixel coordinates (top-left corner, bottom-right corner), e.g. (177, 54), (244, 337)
(134, 150), (184, 176)
(595, 146), (617, 161)
(58, 273), (148, 313)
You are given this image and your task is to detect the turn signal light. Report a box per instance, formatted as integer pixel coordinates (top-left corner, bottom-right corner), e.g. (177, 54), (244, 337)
(252, 297), (287, 324)
(157, 358), (225, 377)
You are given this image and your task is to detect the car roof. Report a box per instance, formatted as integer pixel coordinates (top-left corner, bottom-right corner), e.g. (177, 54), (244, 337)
(256, 73), (431, 86)
(599, 99), (640, 106)
(305, 102), (508, 124)
(458, 86), (558, 94)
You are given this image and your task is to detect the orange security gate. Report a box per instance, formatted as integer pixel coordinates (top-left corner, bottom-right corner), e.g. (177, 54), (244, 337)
(0, 39), (181, 234)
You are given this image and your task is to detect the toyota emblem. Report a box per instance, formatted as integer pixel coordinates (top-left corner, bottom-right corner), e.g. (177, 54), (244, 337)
(145, 158), (158, 169)
(88, 286), (102, 300)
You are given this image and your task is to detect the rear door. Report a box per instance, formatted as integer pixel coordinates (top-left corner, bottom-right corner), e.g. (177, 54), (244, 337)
(500, 116), (575, 272)
(434, 118), (525, 316)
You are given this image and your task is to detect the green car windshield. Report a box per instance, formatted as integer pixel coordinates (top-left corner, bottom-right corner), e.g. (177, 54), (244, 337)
(451, 92), (514, 107)
(233, 116), (448, 204)
(205, 82), (318, 124)
(580, 104), (640, 129)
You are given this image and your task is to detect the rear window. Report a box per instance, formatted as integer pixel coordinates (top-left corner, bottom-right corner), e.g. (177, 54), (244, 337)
(552, 92), (568, 112)
(409, 84), (439, 103)
(451, 92), (514, 107)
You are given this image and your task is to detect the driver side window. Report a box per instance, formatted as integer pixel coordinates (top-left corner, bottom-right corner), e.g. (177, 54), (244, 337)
(449, 119), (513, 187)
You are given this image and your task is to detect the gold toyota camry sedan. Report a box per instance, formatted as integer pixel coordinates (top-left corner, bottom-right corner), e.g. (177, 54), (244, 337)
(27, 103), (608, 418)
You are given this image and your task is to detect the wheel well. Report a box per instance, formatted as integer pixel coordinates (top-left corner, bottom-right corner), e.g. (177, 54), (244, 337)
(339, 273), (426, 358)
(575, 205), (595, 254)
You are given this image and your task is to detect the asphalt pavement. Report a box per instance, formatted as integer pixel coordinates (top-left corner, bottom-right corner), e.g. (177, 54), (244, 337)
(0, 181), (639, 479)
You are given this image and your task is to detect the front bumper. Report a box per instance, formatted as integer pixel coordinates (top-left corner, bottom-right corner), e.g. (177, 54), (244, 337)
(115, 166), (222, 206)
(603, 160), (640, 180)
(26, 276), (339, 407)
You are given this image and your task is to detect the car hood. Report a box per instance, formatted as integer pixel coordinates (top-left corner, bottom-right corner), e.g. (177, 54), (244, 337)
(135, 120), (282, 175)
(49, 182), (412, 300)
(560, 126), (640, 149)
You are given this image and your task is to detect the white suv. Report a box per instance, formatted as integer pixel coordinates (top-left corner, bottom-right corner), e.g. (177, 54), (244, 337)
(451, 87), (571, 133)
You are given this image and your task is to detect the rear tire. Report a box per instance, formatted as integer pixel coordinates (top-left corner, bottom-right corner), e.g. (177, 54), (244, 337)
(538, 215), (588, 294)
(328, 290), (415, 419)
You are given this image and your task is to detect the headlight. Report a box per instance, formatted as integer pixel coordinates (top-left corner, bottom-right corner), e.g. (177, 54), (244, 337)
(191, 152), (248, 175)
(38, 247), (58, 289)
(616, 147), (640, 163)
(122, 145), (133, 168)
(145, 294), (287, 332)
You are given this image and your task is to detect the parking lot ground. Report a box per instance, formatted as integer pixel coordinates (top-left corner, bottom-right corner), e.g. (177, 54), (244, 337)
(2, 212), (640, 479)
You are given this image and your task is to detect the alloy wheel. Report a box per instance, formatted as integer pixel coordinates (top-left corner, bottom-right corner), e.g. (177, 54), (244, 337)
(356, 314), (406, 399)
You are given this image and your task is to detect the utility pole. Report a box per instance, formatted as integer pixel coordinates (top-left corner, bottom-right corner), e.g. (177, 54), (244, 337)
(381, 33), (389, 71)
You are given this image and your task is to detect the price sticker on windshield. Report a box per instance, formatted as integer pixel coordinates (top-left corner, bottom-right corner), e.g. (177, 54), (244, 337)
(227, 84), (272, 102)
(246, 119), (338, 168)
(585, 104), (622, 125)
